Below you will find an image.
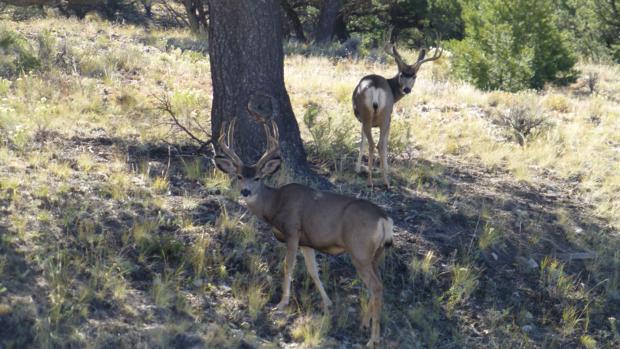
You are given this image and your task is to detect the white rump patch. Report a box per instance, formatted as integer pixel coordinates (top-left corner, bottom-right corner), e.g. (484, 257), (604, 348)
(361, 87), (386, 113)
(374, 217), (394, 246)
(359, 79), (373, 90)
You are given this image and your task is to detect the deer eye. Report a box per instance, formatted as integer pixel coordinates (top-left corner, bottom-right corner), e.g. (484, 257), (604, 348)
(253, 177), (260, 182)
(237, 175), (243, 180)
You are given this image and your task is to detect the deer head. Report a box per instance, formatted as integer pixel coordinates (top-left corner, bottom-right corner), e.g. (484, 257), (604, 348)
(384, 29), (443, 95)
(213, 99), (282, 199)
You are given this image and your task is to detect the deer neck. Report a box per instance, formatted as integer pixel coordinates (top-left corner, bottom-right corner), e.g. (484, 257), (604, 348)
(244, 183), (277, 221)
(387, 75), (406, 103)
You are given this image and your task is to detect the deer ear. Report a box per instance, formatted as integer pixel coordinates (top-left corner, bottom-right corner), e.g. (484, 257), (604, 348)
(213, 156), (238, 175)
(259, 157), (281, 178)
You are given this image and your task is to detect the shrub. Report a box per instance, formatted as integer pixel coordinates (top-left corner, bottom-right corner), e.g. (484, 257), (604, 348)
(36, 30), (57, 69)
(0, 26), (40, 78)
(496, 93), (549, 146)
(543, 94), (571, 113)
(451, 0), (577, 91)
(585, 71), (599, 94)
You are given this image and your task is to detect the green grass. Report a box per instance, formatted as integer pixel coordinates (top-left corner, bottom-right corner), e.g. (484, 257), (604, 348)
(0, 14), (617, 349)
(291, 314), (331, 348)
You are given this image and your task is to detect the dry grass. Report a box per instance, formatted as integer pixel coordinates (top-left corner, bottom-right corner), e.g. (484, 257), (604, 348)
(0, 15), (618, 349)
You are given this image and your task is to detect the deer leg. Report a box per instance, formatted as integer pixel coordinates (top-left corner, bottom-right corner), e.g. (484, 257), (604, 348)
(363, 123), (374, 187)
(352, 256), (383, 348)
(368, 269), (384, 348)
(351, 259), (374, 331)
(300, 246), (332, 312)
(356, 125), (366, 174)
(276, 237), (299, 310)
(372, 246), (385, 279)
(378, 121), (390, 189)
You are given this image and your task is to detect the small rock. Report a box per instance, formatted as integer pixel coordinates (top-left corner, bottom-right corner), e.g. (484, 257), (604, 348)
(516, 256), (538, 270)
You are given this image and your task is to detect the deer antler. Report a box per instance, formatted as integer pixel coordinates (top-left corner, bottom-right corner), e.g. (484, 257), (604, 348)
(247, 94), (281, 169)
(383, 26), (407, 70)
(412, 33), (443, 71)
(217, 118), (243, 168)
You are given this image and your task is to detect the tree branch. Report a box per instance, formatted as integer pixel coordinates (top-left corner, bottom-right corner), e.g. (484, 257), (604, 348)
(153, 93), (212, 150)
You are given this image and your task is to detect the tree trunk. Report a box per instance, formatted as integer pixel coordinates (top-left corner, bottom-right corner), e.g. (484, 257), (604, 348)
(195, 0), (208, 29)
(314, 0), (347, 43)
(280, 0), (307, 42)
(208, 0), (327, 186)
(141, 0), (152, 18)
(184, 0), (199, 33)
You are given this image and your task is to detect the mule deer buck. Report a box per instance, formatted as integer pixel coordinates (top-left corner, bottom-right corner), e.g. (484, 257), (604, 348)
(213, 98), (393, 347)
(353, 32), (442, 188)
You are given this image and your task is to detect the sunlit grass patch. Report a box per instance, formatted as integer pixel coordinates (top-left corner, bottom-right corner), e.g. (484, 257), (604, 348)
(580, 335), (597, 349)
(49, 161), (72, 179)
(443, 263), (479, 314)
(26, 152), (49, 169)
(478, 223), (504, 251)
(0, 176), (20, 201)
(151, 175), (169, 194)
(182, 158), (203, 181)
(539, 257), (585, 301)
(103, 172), (133, 200)
(543, 93), (572, 113)
(189, 232), (211, 278)
(410, 250), (438, 284)
(203, 168), (230, 191)
(152, 270), (178, 309)
(247, 281), (270, 320)
(291, 314), (331, 348)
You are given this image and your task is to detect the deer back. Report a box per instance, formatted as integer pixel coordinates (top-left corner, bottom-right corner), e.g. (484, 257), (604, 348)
(262, 183), (389, 255)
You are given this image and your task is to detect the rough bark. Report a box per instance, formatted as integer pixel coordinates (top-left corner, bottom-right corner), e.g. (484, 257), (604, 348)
(314, 0), (347, 43)
(208, 0), (327, 186)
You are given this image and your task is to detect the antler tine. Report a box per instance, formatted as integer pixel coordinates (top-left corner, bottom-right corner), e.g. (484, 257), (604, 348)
(217, 118), (243, 167)
(256, 119), (280, 165)
(270, 120), (279, 142)
(382, 26), (408, 70)
(413, 33), (443, 70)
(382, 26), (394, 55)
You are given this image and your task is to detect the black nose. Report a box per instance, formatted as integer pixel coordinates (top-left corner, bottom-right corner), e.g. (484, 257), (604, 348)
(240, 189), (251, 197)
(403, 87), (411, 94)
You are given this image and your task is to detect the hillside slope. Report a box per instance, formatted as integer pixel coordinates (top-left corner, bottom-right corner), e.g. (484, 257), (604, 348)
(0, 17), (619, 348)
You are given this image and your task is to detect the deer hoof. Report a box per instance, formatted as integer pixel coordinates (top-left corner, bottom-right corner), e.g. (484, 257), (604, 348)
(273, 301), (289, 311)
